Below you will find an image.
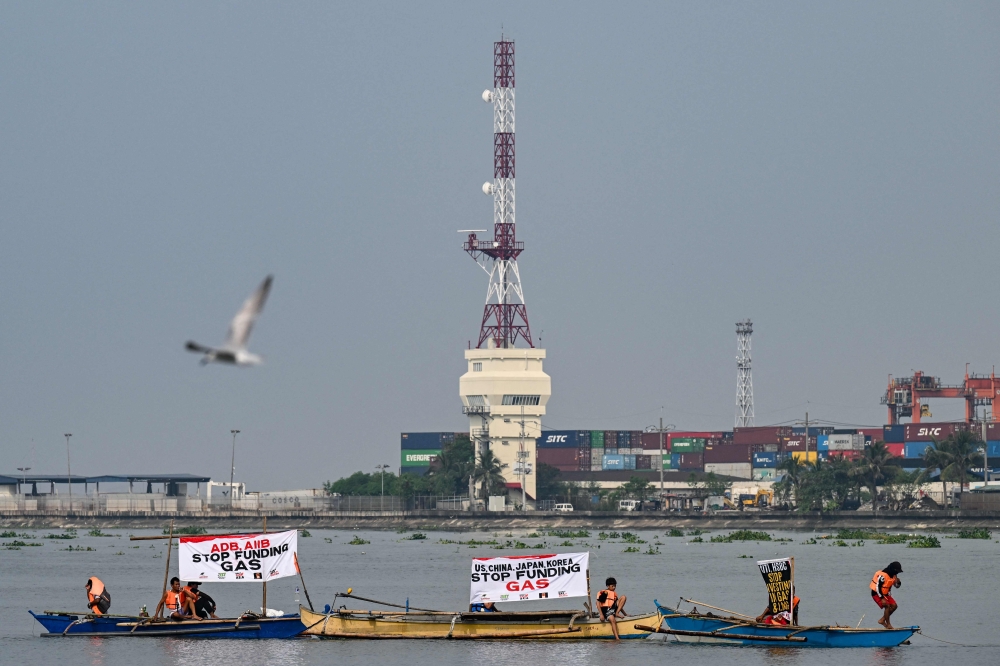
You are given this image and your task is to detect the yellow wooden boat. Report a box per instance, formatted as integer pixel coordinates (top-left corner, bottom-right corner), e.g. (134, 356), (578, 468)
(299, 605), (659, 639)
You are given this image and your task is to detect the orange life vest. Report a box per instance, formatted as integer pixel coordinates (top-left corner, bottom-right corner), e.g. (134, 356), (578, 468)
(87, 577), (106, 615)
(165, 590), (183, 613)
(598, 589), (618, 609)
(870, 571), (896, 597)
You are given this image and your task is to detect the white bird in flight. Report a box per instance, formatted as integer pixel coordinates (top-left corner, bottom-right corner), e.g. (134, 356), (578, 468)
(186, 275), (273, 366)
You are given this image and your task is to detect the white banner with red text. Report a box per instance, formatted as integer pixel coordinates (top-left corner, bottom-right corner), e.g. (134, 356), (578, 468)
(470, 552), (589, 603)
(178, 530), (298, 582)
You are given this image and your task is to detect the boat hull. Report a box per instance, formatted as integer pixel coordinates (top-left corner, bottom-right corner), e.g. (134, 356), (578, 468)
(654, 604), (916, 648)
(300, 606), (657, 639)
(30, 611), (305, 638)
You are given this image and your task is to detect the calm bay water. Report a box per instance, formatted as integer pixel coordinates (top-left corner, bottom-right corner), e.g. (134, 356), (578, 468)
(2, 526), (997, 665)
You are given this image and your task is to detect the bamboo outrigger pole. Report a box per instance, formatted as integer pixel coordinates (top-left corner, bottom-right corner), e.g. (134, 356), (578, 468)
(294, 553), (314, 611)
(158, 520), (174, 618)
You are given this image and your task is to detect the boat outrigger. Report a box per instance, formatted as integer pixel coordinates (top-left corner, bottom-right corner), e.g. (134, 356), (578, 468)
(301, 551), (658, 640)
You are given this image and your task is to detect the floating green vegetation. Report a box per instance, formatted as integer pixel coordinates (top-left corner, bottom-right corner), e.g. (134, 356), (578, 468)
(687, 529), (706, 536)
(548, 529), (590, 538)
(348, 536), (370, 545)
(802, 538), (818, 545)
(958, 528), (992, 540)
(623, 546), (640, 553)
(44, 533), (76, 540)
(3, 540), (42, 547)
(525, 532), (542, 539)
(0, 531), (30, 538)
(300, 530), (312, 537)
(737, 554), (753, 558)
(165, 526), (207, 535)
(667, 528), (685, 537)
(63, 545), (96, 551)
(620, 532), (646, 544)
(324, 538), (333, 543)
(834, 529), (880, 540)
(877, 535), (910, 545)
(645, 545), (661, 555)
(113, 551), (124, 555)
(439, 538), (499, 546)
(690, 537), (704, 543)
(558, 540), (574, 547)
(405, 533), (427, 540)
(710, 530), (772, 543)
(834, 540), (849, 547)
(907, 535), (941, 548)
(88, 528), (117, 537)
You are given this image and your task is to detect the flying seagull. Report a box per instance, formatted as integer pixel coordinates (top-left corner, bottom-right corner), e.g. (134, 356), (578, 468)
(186, 275), (273, 366)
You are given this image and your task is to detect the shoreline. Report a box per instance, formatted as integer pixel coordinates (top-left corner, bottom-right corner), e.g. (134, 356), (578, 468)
(2, 509), (999, 531)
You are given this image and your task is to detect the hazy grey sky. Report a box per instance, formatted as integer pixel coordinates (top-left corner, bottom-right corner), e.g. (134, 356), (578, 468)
(2, 2), (998, 490)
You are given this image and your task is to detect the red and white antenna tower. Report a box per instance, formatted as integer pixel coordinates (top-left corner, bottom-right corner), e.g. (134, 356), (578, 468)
(463, 37), (533, 349)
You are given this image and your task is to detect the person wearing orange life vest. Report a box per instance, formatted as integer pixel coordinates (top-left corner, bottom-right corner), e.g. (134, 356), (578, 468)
(870, 561), (903, 629)
(596, 577), (628, 641)
(84, 577), (111, 615)
(154, 577), (200, 620)
(756, 596), (800, 625)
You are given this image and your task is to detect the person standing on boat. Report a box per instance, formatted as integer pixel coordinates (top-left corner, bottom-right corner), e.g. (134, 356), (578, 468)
(870, 561), (902, 629)
(154, 577), (200, 620)
(84, 577), (111, 615)
(597, 577), (628, 640)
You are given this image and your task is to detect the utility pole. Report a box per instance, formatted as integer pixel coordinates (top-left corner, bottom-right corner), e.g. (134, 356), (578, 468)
(983, 419), (989, 485)
(517, 406), (529, 511)
(64, 434), (72, 498)
(804, 412), (809, 463)
(376, 464), (391, 510)
(229, 430), (240, 508)
(645, 414), (675, 499)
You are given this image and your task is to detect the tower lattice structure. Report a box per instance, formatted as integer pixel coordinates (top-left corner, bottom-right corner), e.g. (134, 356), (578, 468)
(464, 38), (533, 349)
(735, 319), (755, 427)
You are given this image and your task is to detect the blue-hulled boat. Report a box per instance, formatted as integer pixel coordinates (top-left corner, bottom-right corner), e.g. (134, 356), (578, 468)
(30, 610), (306, 638)
(650, 601), (917, 648)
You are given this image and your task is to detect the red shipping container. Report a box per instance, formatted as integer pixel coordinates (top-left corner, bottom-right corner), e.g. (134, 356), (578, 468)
(856, 428), (884, 442)
(704, 443), (753, 463)
(886, 443), (905, 458)
(676, 453), (704, 469)
(904, 423), (964, 442)
(640, 433), (670, 451)
(827, 450), (861, 461)
(537, 449), (583, 466)
(781, 436), (816, 451)
(734, 426), (790, 445)
(636, 455), (652, 470)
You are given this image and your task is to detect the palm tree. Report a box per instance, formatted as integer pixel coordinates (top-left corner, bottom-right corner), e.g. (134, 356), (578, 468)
(939, 430), (984, 508)
(923, 438), (952, 508)
(775, 456), (807, 507)
(473, 449), (508, 499)
(852, 441), (898, 514)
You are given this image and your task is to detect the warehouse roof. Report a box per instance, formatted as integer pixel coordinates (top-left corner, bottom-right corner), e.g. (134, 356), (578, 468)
(4, 473), (211, 484)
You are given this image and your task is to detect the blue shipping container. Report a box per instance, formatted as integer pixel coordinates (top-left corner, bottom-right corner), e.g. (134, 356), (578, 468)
(816, 435), (829, 452)
(752, 452), (778, 468)
(883, 425), (905, 443)
(670, 453), (681, 468)
(602, 454), (625, 470)
(905, 442), (934, 459)
(987, 441), (1000, 457)
(623, 454), (636, 470)
(401, 432), (455, 450)
(538, 431), (584, 448)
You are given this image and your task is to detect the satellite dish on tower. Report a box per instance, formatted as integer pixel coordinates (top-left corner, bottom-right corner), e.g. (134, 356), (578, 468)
(482, 182), (494, 195)
(482, 90), (493, 103)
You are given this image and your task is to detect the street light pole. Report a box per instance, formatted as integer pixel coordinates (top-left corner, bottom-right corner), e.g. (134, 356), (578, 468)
(230, 430), (240, 508)
(17, 467), (30, 496)
(375, 464), (390, 510)
(64, 434), (72, 498)
(645, 415), (675, 498)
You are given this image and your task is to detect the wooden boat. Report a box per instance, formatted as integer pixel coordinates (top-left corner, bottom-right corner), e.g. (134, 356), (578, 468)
(300, 605), (659, 639)
(30, 610), (306, 638)
(645, 601), (918, 648)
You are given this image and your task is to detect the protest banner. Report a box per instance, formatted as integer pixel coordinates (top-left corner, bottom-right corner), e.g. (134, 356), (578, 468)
(470, 552), (589, 603)
(179, 530), (298, 582)
(757, 557), (795, 618)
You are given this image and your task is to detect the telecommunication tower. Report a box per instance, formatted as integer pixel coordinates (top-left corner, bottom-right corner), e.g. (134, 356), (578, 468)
(459, 38), (549, 506)
(735, 320), (754, 427)
(463, 37), (533, 349)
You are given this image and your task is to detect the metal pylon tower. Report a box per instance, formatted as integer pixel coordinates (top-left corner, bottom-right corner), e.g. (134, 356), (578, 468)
(735, 319), (754, 427)
(463, 37), (533, 349)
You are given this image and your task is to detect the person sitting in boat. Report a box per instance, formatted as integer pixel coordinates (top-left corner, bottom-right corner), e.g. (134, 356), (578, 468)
(870, 561), (902, 629)
(183, 581), (220, 619)
(154, 577), (200, 621)
(469, 601), (500, 612)
(597, 577), (628, 640)
(84, 577), (111, 616)
(755, 596), (799, 625)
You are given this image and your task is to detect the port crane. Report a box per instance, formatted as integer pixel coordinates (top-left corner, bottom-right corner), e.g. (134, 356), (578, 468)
(881, 367), (1000, 424)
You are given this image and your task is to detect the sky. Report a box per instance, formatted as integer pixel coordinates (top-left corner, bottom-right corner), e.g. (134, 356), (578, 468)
(1, 2), (998, 490)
